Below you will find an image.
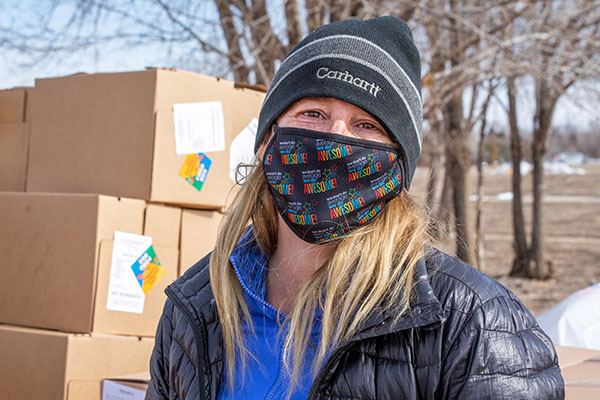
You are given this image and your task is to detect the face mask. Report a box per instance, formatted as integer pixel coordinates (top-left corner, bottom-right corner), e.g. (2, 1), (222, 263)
(262, 125), (405, 243)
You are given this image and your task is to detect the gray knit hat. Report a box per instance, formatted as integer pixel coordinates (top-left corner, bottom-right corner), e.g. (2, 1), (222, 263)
(254, 16), (423, 189)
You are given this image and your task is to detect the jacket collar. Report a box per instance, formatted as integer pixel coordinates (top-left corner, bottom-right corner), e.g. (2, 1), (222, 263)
(351, 256), (446, 341)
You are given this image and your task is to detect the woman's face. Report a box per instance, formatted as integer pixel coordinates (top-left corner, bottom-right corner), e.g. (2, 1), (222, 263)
(275, 97), (394, 145)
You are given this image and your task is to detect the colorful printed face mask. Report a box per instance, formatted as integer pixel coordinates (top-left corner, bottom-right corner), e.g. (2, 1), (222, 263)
(262, 125), (405, 243)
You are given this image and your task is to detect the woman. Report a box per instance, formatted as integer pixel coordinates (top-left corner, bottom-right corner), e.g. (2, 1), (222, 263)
(147, 17), (564, 399)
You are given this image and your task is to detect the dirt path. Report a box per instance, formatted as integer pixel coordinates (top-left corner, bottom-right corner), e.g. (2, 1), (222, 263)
(479, 194), (600, 204)
(485, 233), (600, 245)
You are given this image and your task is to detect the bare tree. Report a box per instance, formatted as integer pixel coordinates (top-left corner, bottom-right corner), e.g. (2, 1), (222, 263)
(474, 80), (497, 271)
(507, 76), (530, 275)
(507, 0), (600, 279)
(418, 0), (524, 265)
(2, 0), (599, 278)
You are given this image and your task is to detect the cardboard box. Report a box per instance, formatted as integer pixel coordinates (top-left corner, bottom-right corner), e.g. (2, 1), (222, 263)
(0, 192), (180, 336)
(27, 69), (264, 209)
(102, 372), (149, 400)
(179, 209), (224, 276)
(556, 346), (600, 399)
(0, 122), (29, 191)
(0, 324), (154, 400)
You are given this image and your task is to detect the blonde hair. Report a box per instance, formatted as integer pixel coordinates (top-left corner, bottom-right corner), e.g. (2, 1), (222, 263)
(210, 162), (431, 393)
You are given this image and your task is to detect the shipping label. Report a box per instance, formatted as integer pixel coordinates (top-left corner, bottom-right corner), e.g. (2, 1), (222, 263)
(106, 231), (152, 314)
(173, 101), (225, 155)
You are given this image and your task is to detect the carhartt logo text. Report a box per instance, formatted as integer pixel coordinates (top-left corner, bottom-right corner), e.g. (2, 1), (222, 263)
(316, 67), (381, 97)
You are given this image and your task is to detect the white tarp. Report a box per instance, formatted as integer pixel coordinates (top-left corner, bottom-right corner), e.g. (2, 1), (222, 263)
(537, 283), (600, 351)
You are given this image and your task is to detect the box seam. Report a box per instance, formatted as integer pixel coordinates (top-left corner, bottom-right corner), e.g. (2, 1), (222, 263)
(89, 196), (103, 333)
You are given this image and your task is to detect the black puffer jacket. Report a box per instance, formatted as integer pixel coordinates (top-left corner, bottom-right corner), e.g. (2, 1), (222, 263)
(146, 249), (564, 399)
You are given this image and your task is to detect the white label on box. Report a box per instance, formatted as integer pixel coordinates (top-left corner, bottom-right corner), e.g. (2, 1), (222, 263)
(106, 231), (151, 314)
(102, 380), (146, 400)
(229, 118), (258, 182)
(173, 101), (225, 155)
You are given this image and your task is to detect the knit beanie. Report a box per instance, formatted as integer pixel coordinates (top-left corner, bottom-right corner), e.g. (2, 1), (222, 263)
(254, 16), (423, 189)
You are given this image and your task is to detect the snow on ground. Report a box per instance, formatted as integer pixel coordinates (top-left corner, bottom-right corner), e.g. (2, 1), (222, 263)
(487, 161), (586, 176)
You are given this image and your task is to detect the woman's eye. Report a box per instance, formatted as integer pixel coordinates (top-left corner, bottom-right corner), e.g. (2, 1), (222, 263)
(358, 122), (379, 131)
(302, 110), (323, 118)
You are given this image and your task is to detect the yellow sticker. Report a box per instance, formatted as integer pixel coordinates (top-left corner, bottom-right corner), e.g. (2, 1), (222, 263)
(179, 153), (200, 179)
(142, 263), (167, 295)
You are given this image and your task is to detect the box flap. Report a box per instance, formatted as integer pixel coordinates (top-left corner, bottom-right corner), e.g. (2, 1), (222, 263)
(24, 87), (35, 122)
(0, 122), (29, 191)
(96, 195), (146, 242)
(66, 333), (154, 382)
(562, 357), (600, 383)
(0, 87), (26, 123)
(107, 371), (150, 383)
(179, 209), (223, 276)
(556, 346), (600, 369)
(144, 203), (182, 248)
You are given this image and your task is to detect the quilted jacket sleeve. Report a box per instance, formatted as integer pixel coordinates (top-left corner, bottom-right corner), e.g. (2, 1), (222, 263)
(440, 292), (564, 399)
(146, 299), (176, 400)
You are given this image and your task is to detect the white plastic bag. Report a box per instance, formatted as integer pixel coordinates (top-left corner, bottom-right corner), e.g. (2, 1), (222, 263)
(537, 283), (600, 351)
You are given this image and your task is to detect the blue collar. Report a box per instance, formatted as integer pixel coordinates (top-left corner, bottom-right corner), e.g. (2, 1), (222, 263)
(229, 229), (284, 320)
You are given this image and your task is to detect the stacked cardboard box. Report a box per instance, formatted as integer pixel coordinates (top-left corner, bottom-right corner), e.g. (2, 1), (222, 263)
(0, 193), (180, 400)
(0, 69), (265, 398)
(0, 325), (155, 400)
(0, 194), (179, 336)
(556, 346), (600, 399)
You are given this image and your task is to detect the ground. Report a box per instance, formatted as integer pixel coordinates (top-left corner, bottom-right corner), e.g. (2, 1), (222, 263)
(410, 161), (600, 317)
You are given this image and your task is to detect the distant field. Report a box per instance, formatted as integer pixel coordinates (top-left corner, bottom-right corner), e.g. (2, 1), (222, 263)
(410, 161), (600, 316)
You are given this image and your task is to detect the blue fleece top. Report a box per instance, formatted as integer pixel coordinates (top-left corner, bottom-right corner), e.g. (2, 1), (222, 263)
(217, 230), (322, 400)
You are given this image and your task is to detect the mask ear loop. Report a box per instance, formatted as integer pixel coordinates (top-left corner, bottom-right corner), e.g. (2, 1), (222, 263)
(238, 124), (281, 186)
(234, 162), (260, 185)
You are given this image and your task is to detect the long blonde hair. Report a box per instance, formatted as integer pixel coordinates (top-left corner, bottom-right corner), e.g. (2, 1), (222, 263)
(210, 161), (431, 392)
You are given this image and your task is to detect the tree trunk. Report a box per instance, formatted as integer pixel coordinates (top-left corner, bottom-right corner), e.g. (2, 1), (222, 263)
(530, 136), (551, 278)
(474, 82), (495, 272)
(247, 0), (287, 84)
(528, 81), (558, 279)
(214, 0), (251, 82)
(305, 0), (325, 33)
(435, 166), (453, 241)
(330, 0), (363, 22)
(445, 131), (475, 265)
(284, 0), (303, 50)
(507, 77), (530, 276)
(425, 121), (443, 212)
(443, 0), (475, 266)
(443, 92), (474, 264)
